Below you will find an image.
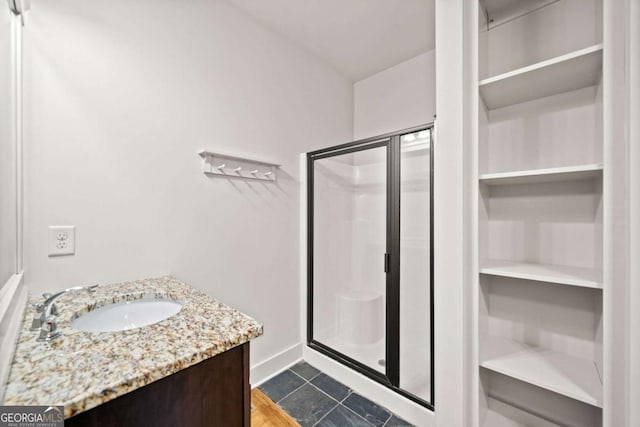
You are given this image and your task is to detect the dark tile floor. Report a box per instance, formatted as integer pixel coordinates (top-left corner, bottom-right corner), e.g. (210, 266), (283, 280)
(259, 361), (414, 427)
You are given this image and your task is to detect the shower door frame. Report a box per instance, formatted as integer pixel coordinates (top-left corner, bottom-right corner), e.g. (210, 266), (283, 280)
(306, 123), (434, 410)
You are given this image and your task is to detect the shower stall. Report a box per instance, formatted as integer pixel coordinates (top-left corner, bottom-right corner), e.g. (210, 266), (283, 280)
(307, 124), (434, 408)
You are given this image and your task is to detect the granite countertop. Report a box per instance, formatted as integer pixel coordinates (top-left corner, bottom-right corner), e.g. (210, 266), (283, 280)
(1, 276), (263, 418)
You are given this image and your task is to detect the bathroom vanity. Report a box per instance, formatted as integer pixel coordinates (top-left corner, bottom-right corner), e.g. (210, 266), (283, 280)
(2, 276), (263, 426)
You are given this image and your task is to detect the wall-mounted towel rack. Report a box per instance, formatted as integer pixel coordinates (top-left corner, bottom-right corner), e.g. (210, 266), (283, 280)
(198, 150), (280, 181)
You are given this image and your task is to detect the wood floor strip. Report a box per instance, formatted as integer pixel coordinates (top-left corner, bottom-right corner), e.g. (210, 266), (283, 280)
(251, 388), (301, 427)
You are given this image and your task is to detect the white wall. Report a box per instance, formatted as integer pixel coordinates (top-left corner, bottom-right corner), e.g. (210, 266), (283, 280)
(0, 8), (16, 284)
(22, 0), (353, 375)
(354, 50), (435, 140)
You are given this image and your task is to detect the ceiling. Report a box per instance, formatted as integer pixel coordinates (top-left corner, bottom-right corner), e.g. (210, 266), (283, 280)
(225, 0), (435, 82)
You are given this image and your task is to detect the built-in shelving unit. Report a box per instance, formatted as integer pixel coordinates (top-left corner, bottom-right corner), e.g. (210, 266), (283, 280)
(479, 44), (603, 110)
(480, 260), (602, 289)
(475, 0), (605, 425)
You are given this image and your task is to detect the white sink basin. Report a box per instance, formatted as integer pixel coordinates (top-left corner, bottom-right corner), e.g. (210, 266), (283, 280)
(72, 298), (183, 332)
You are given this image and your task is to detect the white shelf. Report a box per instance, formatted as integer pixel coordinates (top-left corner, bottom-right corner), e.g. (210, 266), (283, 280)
(479, 163), (603, 186)
(483, 398), (560, 427)
(480, 260), (602, 289)
(482, 0), (559, 30)
(479, 44), (603, 109)
(480, 336), (603, 408)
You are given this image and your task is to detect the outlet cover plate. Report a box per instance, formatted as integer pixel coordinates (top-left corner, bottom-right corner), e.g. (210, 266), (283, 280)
(48, 226), (75, 257)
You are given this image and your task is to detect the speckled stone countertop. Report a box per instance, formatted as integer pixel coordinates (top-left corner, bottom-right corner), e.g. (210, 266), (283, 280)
(1, 276), (263, 418)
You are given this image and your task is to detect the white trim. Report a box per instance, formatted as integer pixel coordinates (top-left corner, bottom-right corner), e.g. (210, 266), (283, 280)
(603, 0), (629, 425)
(435, 1), (468, 426)
(0, 273), (22, 323)
(299, 153), (307, 348)
(303, 345), (434, 426)
(13, 10), (22, 274)
(467, 0), (480, 425)
(628, 0), (640, 424)
(0, 273), (27, 401)
(603, 0), (614, 422)
(250, 343), (303, 388)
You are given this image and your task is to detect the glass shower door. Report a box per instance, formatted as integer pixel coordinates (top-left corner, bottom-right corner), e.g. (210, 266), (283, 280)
(308, 124), (434, 408)
(310, 140), (389, 374)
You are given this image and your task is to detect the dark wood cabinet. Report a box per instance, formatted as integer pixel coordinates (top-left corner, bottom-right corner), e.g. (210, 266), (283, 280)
(66, 343), (250, 427)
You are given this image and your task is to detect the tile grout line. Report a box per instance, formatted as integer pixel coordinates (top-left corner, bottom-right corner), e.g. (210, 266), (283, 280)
(307, 382), (342, 405)
(305, 373), (351, 406)
(307, 371), (321, 382)
(289, 367), (321, 383)
(310, 401), (340, 427)
(341, 391), (393, 427)
(273, 373), (309, 405)
(382, 410), (393, 426)
(338, 402), (377, 427)
(274, 367), (320, 404)
(281, 370), (351, 427)
(382, 413), (391, 426)
(340, 389), (353, 404)
(308, 374), (353, 405)
(276, 369), (344, 426)
(303, 380), (389, 426)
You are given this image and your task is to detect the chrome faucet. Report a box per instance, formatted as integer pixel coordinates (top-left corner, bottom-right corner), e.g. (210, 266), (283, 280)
(30, 285), (98, 342)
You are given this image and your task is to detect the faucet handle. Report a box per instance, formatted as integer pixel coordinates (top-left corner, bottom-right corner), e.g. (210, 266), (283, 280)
(30, 316), (43, 331)
(37, 316), (60, 342)
(42, 292), (52, 299)
(30, 302), (45, 330)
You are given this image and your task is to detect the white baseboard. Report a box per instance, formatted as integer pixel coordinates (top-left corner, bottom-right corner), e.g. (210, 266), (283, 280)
(250, 342), (303, 388)
(303, 345), (435, 427)
(0, 273), (27, 401)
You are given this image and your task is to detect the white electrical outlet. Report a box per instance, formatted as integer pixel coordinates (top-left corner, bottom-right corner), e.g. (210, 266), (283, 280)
(48, 226), (75, 257)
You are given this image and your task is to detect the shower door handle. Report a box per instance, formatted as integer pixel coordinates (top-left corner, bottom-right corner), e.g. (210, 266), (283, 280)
(384, 253), (390, 273)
